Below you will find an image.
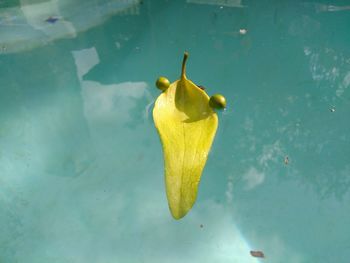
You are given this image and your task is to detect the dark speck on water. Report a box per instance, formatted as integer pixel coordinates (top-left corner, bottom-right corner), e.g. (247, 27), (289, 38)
(284, 156), (289, 165)
(250, 250), (265, 258)
(45, 16), (59, 24)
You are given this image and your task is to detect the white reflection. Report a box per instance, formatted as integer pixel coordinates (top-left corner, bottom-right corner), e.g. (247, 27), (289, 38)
(0, 0), (141, 54)
(82, 80), (148, 124)
(243, 167), (265, 190)
(226, 175), (234, 203)
(72, 47), (100, 78)
(239, 28), (248, 35)
(20, 0), (76, 39)
(337, 71), (350, 97)
(304, 46), (350, 101)
(258, 141), (283, 168)
(315, 4), (350, 12)
(72, 47), (152, 125)
(187, 0), (245, 8)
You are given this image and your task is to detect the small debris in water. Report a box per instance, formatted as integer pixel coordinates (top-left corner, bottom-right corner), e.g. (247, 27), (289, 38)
(284, 156), (289, 165)
(45, 16), (59, 24)
(250, 250), (265, 258)
(200, 224), (204, 228)
(239, 28), (247, 35)
(330, 106), (336, 112)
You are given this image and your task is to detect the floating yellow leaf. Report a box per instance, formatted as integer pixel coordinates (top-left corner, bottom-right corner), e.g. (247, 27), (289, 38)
(153, 52), (222, 219)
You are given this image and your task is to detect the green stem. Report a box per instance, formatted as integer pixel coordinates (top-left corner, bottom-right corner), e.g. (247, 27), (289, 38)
(181, 52), (189, 80)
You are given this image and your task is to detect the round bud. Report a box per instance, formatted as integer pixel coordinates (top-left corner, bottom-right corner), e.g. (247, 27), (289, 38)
(209, 94), (226, 109)
(156, 77), (170, 91)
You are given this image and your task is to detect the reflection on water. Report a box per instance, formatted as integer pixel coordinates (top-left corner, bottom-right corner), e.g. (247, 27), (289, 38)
(0, 0), (141, 53)
(72, 47), (153, 126)
(1, 0), (350, 262)
(307, 3), (350, 13)
(187, 0), (245, 8)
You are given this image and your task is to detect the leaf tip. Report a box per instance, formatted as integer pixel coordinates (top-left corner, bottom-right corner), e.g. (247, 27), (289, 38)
(181, 51), (189, 80)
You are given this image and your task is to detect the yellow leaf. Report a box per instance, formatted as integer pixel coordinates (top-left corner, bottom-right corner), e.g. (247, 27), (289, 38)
(153, 52), (219, 219)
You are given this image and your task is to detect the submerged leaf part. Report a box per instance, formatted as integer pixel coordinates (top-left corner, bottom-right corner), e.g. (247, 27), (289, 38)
(153, 53), (218, 219)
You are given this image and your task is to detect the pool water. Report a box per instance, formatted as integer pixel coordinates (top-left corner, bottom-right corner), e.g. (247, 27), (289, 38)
(1, 0), (350, 262)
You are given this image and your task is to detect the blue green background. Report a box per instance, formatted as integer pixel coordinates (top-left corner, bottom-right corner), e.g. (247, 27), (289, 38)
(1, 0), (350, 262)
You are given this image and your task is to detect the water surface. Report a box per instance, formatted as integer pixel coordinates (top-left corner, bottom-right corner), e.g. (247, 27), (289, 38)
(1, 0), (350, 262)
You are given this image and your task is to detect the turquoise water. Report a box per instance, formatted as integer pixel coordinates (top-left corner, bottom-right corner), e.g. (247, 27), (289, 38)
(1, 0), (350, 262)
